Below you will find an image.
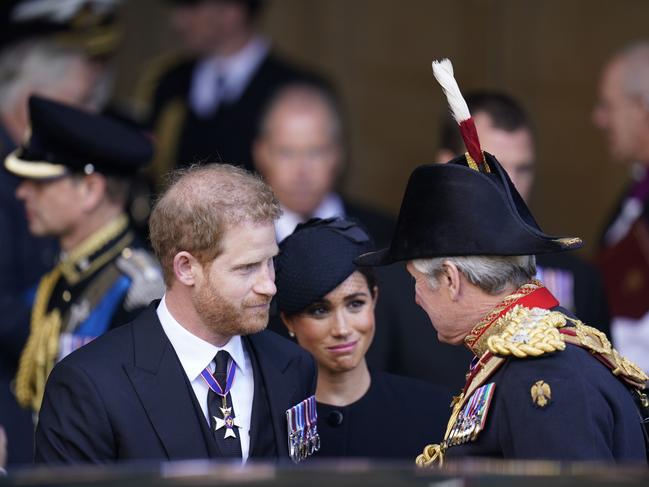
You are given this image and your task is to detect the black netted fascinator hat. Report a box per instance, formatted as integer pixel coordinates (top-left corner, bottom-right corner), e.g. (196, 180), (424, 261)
(274, 218), (374, 315)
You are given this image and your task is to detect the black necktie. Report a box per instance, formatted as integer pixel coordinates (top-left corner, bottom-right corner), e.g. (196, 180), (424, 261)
(207, 350), (243, 458)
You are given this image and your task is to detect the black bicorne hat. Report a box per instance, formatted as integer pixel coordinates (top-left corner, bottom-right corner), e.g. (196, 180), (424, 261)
(356, 58), (582, 267)
(275, 217), (374, 315)
(355, 152), (582, 267)
(4, 95), (153, 180)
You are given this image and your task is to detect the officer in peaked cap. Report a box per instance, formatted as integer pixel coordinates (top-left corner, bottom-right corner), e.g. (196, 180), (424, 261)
(5, 96), (164, 419)
(356, 59), (648, 465)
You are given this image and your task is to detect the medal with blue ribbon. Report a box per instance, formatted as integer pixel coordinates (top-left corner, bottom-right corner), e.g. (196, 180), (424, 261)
(201, 359), (241, 439)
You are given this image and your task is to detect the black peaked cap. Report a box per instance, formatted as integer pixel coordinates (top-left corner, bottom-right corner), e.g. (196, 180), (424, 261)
(355, 152), (582, 266)
(5, 96), (153, 180)
(275, 218), (373, 315)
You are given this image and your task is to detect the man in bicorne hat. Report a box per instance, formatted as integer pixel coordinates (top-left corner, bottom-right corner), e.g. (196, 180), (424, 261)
(356, 59), (648, 464)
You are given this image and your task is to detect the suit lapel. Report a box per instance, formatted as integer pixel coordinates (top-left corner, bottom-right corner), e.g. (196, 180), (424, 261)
(246, 332), (300, 458)
(123, 304), (219, 460)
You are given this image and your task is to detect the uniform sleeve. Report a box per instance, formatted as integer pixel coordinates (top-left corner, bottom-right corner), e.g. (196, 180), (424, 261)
(35, 361), (116, 463)
(495, 359), (615, 461)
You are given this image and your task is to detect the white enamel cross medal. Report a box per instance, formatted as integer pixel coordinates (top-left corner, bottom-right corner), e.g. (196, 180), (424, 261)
(214, 405), (241, 439)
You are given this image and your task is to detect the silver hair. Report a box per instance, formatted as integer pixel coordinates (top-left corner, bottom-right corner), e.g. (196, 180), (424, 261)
(0, 39), (109, 113)
(617, 41), (649, 106)
(412, 254), (536, 295)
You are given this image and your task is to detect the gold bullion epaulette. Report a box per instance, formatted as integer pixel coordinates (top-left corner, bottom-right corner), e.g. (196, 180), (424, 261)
(559, 319), (648, 389)
(487, 305), (567, 358)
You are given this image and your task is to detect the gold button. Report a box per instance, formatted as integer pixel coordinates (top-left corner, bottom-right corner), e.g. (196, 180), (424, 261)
(62, 290), (71, 302)
(122, 247), (133, 259)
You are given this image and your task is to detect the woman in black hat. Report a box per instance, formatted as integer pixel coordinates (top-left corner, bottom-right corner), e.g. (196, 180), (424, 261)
(274, 218), (449, 459)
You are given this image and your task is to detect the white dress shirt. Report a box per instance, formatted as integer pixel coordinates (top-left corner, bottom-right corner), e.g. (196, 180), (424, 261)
(157, 296), (254, 461)
(190, 36), (270, 117)
(274, 192), (346, 242)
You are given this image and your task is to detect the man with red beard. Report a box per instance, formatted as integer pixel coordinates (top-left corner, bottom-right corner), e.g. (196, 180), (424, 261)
(35, 164), (317, 464)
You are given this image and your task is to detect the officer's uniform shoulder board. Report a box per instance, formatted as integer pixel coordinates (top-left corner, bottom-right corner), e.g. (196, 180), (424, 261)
(115, 248), (164, 312)
(559, 319), (649, 389)
(487, 305), (567, 358)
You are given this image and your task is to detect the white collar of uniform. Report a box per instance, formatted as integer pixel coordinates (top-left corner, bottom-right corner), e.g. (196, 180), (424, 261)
(274, 192), (345, 242)
(156, 295), (249, 381)
(206, 35), (269, 100)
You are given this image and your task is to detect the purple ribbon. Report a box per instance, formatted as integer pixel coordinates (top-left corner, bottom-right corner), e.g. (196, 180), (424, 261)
(200, 358), (236, 397)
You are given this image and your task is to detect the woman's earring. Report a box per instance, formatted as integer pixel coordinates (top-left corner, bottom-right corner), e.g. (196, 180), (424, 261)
(288, 331), (296, 338)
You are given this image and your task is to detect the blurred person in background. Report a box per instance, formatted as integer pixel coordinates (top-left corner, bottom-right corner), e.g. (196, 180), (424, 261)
(253, 83), (394, 245)
(593, 41), (649, 372)
(5, 96), (163, 456)
(437, 92), (611, 337)
(0, 0), (120, 467)
(275, 218), (449, 459)
(137, 0), (328, 185)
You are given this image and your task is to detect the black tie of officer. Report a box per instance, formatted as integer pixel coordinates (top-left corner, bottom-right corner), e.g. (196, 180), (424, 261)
(207, 350), (242, 457)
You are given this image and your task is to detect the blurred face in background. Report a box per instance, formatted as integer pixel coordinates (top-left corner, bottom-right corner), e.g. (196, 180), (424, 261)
(254, 95), (342, 217)
(593, 57), (649, 164)
(473, 111), (536, 202)
(283, 272), (377, 375)
(16, 175), (90, 239)
(170, 0), (248, 56)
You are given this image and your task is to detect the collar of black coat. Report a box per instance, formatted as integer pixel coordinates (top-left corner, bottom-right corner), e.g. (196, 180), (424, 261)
(59, 213), (134, 285)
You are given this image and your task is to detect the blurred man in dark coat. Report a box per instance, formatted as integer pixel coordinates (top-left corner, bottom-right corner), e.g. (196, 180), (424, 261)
(137, 0), (327, 183)
(593, 41), (649, 373)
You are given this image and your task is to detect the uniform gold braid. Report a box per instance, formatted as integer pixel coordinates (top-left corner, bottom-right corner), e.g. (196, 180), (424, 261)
(486, 306), (567, 358)
(60, 214), (130, 284)
(464, 281), (543, 355)
(14, 266), (63, 412)
(562, 318), (648, 388)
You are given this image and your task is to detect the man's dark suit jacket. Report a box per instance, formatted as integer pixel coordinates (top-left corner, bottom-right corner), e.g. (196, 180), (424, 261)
(35, 303), (316, 463)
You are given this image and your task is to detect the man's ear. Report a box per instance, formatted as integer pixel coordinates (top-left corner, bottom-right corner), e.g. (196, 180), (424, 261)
(173, 251), (201, 286)
(441, 261), (462, 301)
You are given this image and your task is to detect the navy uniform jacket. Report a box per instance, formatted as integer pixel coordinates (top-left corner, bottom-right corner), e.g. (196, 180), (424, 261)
(35, 304), (317, 463)
(446, 339), (645, 461)
(13, 215), (164, 415)
(317, 371), (450, 459)
(416, 284), (647, 466)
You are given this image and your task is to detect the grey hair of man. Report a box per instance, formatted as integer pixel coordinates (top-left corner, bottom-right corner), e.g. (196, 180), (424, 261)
(412, 255), (537, 295)
(0, 39), (109, 113)
(616, 41), (649, 107)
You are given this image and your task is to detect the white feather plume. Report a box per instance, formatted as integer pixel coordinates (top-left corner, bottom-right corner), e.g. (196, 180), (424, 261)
(432, 58), (471, 123)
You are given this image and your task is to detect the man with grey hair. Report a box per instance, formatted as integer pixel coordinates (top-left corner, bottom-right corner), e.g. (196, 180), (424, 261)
(593, 41), (649, 373)
(356, 62), (647, 463)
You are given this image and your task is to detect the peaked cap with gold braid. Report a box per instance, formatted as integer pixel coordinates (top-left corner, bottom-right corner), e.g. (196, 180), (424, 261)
(356, 58), (582, 267)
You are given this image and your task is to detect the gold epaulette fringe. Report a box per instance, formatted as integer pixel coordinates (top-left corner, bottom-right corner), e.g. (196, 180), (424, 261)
(487, 305), (566, 358)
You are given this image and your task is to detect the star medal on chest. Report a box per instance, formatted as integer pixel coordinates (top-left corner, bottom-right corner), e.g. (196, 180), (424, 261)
(200, 359), (241, 439)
